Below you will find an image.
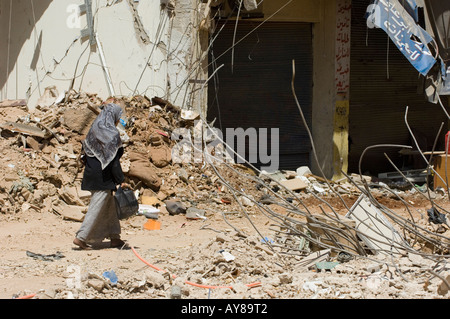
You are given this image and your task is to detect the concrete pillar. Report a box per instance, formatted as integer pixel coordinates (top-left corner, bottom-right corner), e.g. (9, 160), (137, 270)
(311, 0), (337, 179)
(332, 0), (351, 181)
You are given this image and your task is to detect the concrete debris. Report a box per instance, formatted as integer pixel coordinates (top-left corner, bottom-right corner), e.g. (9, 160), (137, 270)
(165, 200), (186, 215)
(279, 178), (308, 191)
(52, 203), (86, 222)
(0, 99), (27, 108)
(8, 225), (450, 299)
(437, 272), (450, 296)
(186, 207), (206, 220)
(306, 214), (357, 255)
(296, 249), (331, 270)
(87, 279), (105, 292)
(36, 86), (61, 109)
(170, 285), (182, 299)
(346, 195), (407, 256)
(0, 122), (47, 139)
(1, 91), (449, 300)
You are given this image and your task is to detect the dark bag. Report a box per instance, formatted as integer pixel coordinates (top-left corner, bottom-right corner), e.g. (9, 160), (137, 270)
(78, 146), (87, 167)
(114, 186), (138, 220)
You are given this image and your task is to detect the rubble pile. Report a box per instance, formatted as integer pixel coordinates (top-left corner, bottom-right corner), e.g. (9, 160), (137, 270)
(1, 89), (450, 299)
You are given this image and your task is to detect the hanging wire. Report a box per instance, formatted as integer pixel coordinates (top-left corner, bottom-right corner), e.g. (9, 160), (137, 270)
(180, 33), (450, 275)
(132, 11), (169, 96)
(231, 0), (243, 73)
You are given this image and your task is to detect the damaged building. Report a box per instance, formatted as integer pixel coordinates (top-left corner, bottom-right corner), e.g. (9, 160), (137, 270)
(1, 0), (449, 179)
(0, 0), (450, 300)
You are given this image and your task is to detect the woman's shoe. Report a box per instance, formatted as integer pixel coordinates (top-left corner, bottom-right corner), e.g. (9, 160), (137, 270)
(110, 238), (126, 248)
(73, 238), (92, 250)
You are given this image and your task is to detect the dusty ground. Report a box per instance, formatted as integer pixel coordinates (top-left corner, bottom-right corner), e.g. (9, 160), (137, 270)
(0, 199), (271, 299)
(0, 95), (449, 300)
(1, 187), (449, 300)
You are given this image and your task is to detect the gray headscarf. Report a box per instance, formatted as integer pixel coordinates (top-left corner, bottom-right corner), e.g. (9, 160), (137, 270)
(83, 103), (124, 170)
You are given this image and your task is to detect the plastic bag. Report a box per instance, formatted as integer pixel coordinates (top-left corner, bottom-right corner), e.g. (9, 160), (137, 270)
(114, 186), (138, 220)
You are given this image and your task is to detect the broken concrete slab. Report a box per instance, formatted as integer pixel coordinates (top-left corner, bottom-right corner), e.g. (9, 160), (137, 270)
(177, 168), (189, 183)
(62, 107), (97, 135)
(306, 214), (358, 255)
(87, 279), (105, 292)
(25, 136), (43, 151)
(181, 109), (200, 120)
(437, 272), (450, 296)
(77, 189), (91, 204)
(239, 196), (254, 207)
(186, 207), (206, 220)
(58, 186), (86, 206)
(279, 178), (308, 191)
(165, 200), (186, 215)
(296, 166), (312, 177)
(0, 122), (47, 138)
(259, 170), (286, 182)
(52, 203), (85, 222)
(346, 195), (408, 256)
(0, 99), (27, 108)
(36, 86), (60, 109)
(297, 249), (331, 270)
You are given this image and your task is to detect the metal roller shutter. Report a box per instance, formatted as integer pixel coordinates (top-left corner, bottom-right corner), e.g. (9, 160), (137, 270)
(207, 21), (313, 171)
(349, 0), (449, 175)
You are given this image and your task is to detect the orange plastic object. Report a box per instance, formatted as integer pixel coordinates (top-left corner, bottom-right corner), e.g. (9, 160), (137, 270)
(143, 219), (161, 230)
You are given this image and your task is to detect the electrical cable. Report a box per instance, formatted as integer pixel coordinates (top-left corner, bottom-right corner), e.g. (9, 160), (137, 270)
(14, 293), (36, 299)
(169, 0), (293, 100)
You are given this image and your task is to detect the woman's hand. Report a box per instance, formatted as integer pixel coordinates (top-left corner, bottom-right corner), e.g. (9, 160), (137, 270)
(121, 182), (131, 189)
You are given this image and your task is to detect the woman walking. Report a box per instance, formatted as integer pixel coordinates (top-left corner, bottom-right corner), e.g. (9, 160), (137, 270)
(73, 103), (129, 250)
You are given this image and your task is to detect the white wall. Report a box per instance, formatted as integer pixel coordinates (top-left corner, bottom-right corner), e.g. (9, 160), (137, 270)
(0, 0), (205, 111)
(1, 0), (340, 177)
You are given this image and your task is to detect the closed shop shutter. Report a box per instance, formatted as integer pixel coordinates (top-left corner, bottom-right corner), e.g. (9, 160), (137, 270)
(349, 0), (449, 175)
(207, 21), (313, 171)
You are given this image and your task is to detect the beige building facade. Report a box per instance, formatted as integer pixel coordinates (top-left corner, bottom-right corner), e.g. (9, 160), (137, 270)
(0, 0), (355, 179)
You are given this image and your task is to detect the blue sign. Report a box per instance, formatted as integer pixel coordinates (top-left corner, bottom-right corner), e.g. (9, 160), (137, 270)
(366, 0), (437, 75)
(441, 66), (450, 95)
(401, 0), (419, 22)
